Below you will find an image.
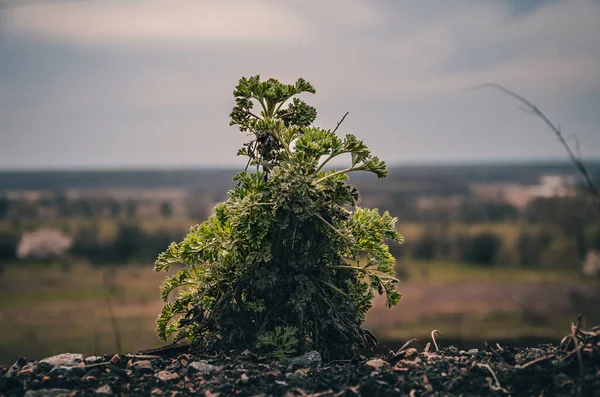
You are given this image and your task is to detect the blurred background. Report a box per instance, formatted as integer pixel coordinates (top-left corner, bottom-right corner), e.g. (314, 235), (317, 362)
(1, 0), (600, 364)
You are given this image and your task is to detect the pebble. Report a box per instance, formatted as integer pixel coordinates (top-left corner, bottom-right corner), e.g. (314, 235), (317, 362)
(285, 369), (309, 380)
(95, 384), (114, 396)
(286, 351), (322, 370)
(109, 354), (121, 365)
(466, 349), (479, 356)
(404, 348), (419, 359)
(128, 360), (154, 374)
(365, 358), (389, 371)
(187, 361), (221, 376)
(240, 373), (249, 384)
(7, 356), (28, 375)
(156, 370), (180, 382)
(40, 353), (85, 368)
(85, 356), (105, 365)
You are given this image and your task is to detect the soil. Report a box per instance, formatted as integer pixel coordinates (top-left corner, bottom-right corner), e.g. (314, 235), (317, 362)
(1, 320), (598, 397)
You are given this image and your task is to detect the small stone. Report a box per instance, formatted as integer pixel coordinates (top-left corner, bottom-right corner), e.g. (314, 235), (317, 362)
(240, 373), (249, 384)
(109, 354), (121, 365)
(187, 362), (220, 376)
(151, 388), (164, 396)
(84, 375), (99, 386)
(240, 349), (251, 356)
(7, 356), (28, 375)
(466, 349), (479, 355)
(286, 351), (322, 370)
(85, 356), (104, 365)
(177, 354), (190, 367)
(34, 361), (53, 373)
(285, 369), (309, 380)
(129, 360), (154, 374)
(156, 370), (180, 382)
(264, 370), (281, 381)
(404, 348), (418, 359)
(365, 358), (389, 371)
(40, 353), (84, 368)
(95, 384), (114, 396)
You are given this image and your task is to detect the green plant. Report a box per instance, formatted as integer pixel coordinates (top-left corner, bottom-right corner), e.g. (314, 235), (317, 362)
(256, 325), (299, 360)
(154, 75), (403, 360)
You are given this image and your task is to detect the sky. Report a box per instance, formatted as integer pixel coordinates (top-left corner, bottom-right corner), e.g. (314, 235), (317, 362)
(0, 0), (599, 170)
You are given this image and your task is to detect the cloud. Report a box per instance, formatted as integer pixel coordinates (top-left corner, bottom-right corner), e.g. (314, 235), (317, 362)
(7, 0), (310, 44)
(1, 0), (599, 168)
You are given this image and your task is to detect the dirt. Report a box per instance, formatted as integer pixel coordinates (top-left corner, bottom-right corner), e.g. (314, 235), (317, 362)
(1, 319), (598, 397)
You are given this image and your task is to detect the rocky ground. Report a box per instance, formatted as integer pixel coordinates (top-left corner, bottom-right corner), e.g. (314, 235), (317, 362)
(1, 321), (598, 397)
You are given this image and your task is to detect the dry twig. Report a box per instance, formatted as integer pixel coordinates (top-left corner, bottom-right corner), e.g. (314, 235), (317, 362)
(470, 83), (600, 210)
(332, 112), (349, 134)
(431, 329), (441, 352)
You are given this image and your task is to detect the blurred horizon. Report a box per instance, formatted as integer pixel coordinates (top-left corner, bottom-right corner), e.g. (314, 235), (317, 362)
(1, 158), (600, 172)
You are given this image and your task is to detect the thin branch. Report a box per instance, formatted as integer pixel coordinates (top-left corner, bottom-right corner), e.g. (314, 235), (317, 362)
(395, 337), (418, 355)
(470, 83), (600, 209)
(431, 329), (441, 352)
(102, 269), (122, 354)
(332, 111), (349, 134)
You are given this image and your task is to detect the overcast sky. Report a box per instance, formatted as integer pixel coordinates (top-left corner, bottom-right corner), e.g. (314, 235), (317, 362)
(0, 0), (599, 170)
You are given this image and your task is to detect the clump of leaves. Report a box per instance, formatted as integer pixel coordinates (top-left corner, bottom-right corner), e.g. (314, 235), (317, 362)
(256, 326), (299, 361)
(154, 75), (403, 360)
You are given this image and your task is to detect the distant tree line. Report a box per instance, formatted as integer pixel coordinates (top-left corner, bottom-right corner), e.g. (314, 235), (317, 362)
(397, 195), (600, 268)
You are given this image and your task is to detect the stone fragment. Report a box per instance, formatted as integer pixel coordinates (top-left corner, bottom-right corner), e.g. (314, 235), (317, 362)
(109, 354), (121, 365)
(404, 348), (418, 359)
(156, 370), (180, 382)
(95, 384), (114, 396)
(85, 356), (105, 365)
(240, 373), (249, 384)
(187, 361), (221, 376)
(365, 358), (389, 372)
(285, 369), (309, 380)
(40, 353), (84, 368)
(286, 351), (322, 370)
(466, 349), (479, 356)
(128, 360), (154, 374)
(7, 356), (28, 375)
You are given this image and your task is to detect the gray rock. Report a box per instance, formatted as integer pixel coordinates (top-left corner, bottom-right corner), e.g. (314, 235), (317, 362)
(24, 389), (74, 397)
(187, 361), (220, 376)
(85, 356), (105, 365)
(40, 353), (84, 368)
(128, 360), (154, 374)
(6, 356), (28, 377)
(287, 351), (322, 370)
(34, 361), (53, 373)
(47, 365), (84, 378)
(156, 370), (180, 382)
(466, 349), (479, 356)
(95, 384), (114, 396)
